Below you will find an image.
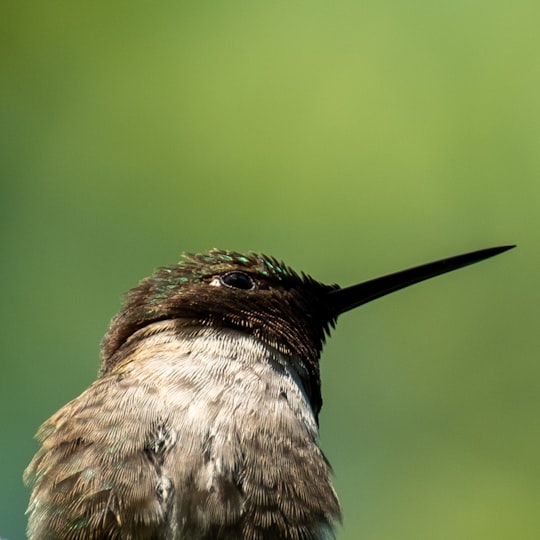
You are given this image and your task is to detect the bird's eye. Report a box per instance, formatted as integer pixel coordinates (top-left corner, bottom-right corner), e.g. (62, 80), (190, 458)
(219, 272), (255, 290)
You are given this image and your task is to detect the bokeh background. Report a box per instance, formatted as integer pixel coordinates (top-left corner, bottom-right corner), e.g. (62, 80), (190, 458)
(1, 1), (538, 538)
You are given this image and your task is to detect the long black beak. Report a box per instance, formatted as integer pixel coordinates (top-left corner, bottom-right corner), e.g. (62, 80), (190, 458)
(327, 245), (515, 316)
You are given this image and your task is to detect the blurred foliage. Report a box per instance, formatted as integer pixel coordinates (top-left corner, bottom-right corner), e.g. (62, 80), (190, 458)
(1, 1), (538, 538)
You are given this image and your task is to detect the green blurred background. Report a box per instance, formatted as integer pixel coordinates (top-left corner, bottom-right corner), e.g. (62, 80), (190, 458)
(1, 1), (538, 538)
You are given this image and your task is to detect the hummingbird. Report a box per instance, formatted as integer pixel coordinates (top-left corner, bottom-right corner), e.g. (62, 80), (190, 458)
(24, 245), (514, 540)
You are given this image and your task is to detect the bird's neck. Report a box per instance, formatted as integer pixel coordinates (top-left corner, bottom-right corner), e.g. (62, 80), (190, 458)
(114, 320), (320, 436)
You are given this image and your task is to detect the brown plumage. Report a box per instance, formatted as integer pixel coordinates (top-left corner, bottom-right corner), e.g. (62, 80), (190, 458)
(25, 251), (341, 539)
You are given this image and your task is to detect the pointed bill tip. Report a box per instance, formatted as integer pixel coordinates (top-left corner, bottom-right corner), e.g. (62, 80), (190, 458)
(327, 244), (516, 316)
(481, 244), (516, 256)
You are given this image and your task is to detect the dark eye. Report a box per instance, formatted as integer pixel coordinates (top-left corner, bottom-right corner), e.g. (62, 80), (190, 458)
(220, 272), (255, 290)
